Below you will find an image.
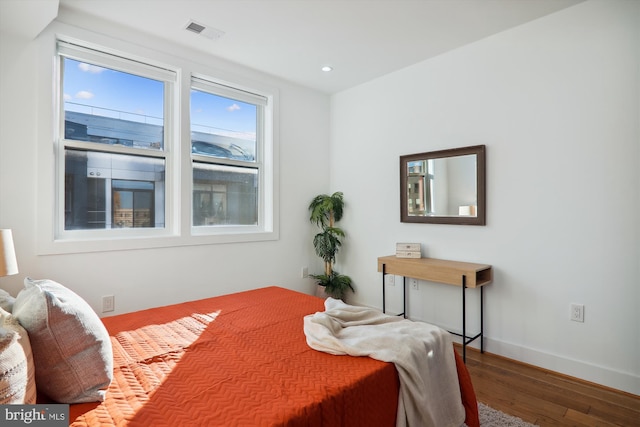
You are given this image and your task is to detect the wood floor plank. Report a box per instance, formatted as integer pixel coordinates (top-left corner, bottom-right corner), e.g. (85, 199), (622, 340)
(563, 408), (621, 427)
(466, 358), (591, 414)
(457, 345), (640, 427)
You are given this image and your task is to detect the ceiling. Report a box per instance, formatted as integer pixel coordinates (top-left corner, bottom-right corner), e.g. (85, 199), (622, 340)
(6, 0), (584, 94)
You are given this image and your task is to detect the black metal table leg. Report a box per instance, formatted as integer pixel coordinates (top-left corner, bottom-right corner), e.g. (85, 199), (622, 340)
(481, 285), (484, 353)
(402, 277), (407, 318)
(382, 264), (386, 313)
(462, 275), (467, 362)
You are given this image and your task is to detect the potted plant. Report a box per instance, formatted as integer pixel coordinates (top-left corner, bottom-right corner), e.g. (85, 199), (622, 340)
(308, 191), (354, 300)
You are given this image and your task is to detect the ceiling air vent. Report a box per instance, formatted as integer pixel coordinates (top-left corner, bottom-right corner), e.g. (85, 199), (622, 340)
(185, 20), (225, 40)
(186, 21), (206, 35)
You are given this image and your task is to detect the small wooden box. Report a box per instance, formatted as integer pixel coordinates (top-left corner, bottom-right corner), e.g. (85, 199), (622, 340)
(396, 243), (421, 258)
(396, 243), (420, 252)
(396, 250), (421, 259)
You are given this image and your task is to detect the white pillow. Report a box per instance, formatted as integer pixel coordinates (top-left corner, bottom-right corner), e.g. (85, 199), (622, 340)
(12, 278), (113, 403)
(0, 288), (15, 312)
(0, 307), (37, 404)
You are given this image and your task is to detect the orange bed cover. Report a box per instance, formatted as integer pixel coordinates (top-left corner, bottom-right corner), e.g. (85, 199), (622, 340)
(68, 286), (478, 426)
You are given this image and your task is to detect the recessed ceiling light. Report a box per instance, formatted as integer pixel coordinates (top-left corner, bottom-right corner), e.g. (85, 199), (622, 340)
(321, 66), (333, 72)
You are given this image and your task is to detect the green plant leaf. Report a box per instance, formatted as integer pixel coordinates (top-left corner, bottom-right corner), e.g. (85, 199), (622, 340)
(310, 271), (354, 299)
(308, 192), (344, 227)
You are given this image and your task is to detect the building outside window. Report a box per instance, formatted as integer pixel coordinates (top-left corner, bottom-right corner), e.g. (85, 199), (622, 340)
(407, 159), (435, 216)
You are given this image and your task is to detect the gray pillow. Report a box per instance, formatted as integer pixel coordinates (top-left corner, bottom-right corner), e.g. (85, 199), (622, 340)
(12, 278), (113, 403)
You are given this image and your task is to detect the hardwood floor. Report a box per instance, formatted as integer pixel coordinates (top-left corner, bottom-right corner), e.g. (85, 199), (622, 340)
(457, 345), (640, 426)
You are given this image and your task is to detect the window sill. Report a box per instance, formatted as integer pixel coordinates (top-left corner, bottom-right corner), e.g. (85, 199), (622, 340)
(37, 229), (279, 255)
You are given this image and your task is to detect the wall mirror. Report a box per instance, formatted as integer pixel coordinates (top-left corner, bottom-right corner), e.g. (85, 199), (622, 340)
(400, 145), (486, 225)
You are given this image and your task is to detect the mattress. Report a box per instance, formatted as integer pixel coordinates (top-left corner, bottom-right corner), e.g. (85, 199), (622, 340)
(67, 286), (477, 426)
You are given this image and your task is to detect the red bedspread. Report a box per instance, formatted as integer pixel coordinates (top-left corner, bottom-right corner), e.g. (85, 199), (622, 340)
(68, 287), (477, 426)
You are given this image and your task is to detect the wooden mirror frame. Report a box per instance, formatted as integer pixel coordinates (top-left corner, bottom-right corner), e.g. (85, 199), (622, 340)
(400, 145), (486, 225)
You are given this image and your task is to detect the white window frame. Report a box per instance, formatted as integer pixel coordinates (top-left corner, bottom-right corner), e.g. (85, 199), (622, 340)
(190, 76), (271, 236)
(55, 40), (177, 242)
(36, 25), (279, 255)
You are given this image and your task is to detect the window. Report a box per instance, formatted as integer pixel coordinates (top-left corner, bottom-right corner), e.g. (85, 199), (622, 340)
(407, 159), (435, 216)
(58, 42), (173, 237)
(48, 37), (277, 252)
(112, 179), (156, 228)
(190, 78), (267, 229)
(63, 150), (166, 231)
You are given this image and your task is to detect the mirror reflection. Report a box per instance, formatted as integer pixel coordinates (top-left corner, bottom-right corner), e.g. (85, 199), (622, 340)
(400, 145), (485, 225)
(407, 154), (477, 217)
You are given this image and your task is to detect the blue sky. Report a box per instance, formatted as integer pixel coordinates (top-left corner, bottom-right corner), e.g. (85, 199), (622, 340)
(63, 58), (256, 140)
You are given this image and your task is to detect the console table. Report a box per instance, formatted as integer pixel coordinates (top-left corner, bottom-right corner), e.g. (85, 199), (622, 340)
(377, 256), (492, 361)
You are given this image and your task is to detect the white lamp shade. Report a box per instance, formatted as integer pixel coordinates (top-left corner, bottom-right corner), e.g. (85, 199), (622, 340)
(0, 229), (19, 277)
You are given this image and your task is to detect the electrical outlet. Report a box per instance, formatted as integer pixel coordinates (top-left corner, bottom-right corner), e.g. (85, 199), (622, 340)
(570, 303), (584, 322)
(102, 295), (115, 313)
(301, 266), (308, 278)
(386, 274), (395, 286)
(410, 278), (419, 290)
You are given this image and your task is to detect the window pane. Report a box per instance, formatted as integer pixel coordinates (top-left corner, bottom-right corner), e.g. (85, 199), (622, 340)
(193, 163), (258, 226)
(112, 180), (155, 228)
(63, 58), (164, 150)
(65, 150), (165, 230)
(191, 89), (256, 161)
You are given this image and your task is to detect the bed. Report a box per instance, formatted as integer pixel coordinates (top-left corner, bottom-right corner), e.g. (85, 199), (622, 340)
(25, 285), (478, 426)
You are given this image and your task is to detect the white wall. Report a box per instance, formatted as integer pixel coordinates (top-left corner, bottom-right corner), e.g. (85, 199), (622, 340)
(0, 12), (329, 314)
(330, 0), (639, 394)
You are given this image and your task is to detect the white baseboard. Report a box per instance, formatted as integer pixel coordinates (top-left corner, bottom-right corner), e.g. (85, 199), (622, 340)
(373, 310), (640, 396)
(459, 336), (640, 396)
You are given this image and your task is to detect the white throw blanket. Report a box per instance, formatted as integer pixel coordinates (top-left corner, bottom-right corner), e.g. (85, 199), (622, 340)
(303, 298), (465, 427)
